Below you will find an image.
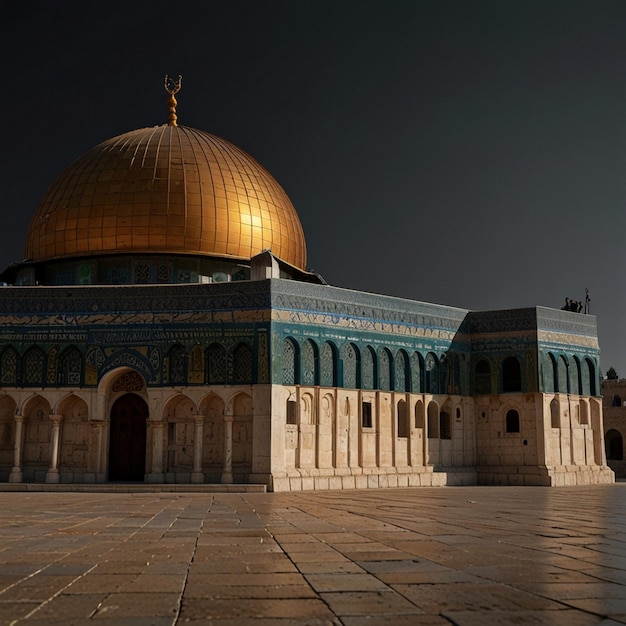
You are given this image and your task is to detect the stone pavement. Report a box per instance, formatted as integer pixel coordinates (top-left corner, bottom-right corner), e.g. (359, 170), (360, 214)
(0, 485), (625, 625)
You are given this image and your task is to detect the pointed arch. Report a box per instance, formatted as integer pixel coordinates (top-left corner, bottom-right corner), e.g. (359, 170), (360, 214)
(22, 395), (52, 481)
(474, 358), (491, 395)
(570, 356), (582, 395)
(425, 353), (439, 394)
(232, 392), (253, 482)
(57, 394), (89, 475)
(163, 393), (196, 474)
(502, 356), (522, 392)
(200, 393), (225, 481)
(394, 349), (410, 392)
(427, 400), (439, 438)
(282, 338), (300, 385)
(22, 346), (46, 386)
(505, 409), (520, 433)
(584, 358), (597, 396)
(378, 348), (392, 391)
(205, 343), (227, 384)
(0, 347), (18, 385)
(301, 339), (319, 386)
(340, 343), (360, 389)
(544, 353), (556, 393)
(165, 344), (187, 385)
(361, 346), (377, 390)
(550, 398), (560, 428)
(59, 346), (83, 386)
(397, 399), (408, 438)
(555, 355), (568, 393)
(232, 343), (253, 384)
(415, 399), (425, 429)
(605, 429), (623, 461)
(411, 351), (423, 393)
(320, 341), (338, 387)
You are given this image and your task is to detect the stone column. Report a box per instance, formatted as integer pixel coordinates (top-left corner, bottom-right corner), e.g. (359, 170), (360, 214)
(191, 415), (205, 484)
(45, 414), (63, 484)
(221, 415), (234, 484)
(8, 415), (24, 483)
(147, 421), (165, 483)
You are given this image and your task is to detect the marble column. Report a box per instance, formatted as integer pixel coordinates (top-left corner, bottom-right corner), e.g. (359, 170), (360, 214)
(148, 421), (165, 482)
(221, 415), (234, 484)
(191, 415), (205, 484)
(45, 414), (63, 484)
(8, 415), (24, 483)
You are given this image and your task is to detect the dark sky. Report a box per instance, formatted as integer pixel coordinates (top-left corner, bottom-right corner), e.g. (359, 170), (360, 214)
(2, 1), (625, 375)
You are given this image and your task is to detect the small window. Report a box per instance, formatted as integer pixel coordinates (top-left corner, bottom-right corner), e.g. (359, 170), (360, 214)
(613, 395), (622, 407)
(286, 400), (297, 425)
(505, 409), (520, 433)
(362, 401), (373, 428)
(440, 411), (451, 440)
(502, 357), (522, 392)
(550, 399), (560, 428)
(397, 400), (408, 438)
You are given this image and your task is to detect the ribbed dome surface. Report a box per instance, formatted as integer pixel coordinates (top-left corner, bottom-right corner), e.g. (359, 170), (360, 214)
(25, 125), (307, 270)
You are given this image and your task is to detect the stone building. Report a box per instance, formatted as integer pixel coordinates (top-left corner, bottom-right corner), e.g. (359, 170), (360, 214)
(0, 86), (614, 490)
(602, 378), (626, 478)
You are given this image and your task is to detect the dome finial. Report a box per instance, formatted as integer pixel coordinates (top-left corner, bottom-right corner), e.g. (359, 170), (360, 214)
(164, 74), (182, 126)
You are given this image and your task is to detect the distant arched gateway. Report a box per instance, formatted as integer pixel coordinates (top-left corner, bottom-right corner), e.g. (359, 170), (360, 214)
(108, 394), (148, 481)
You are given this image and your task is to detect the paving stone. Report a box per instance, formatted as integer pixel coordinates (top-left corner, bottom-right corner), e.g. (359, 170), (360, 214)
(0, 486), (625, 624)
(179, 597), (337, 620)
(305, 573), (390, 592)
(442, 609), (606, 625)
(320, 590), (423, 616)
(92, 591), (180, 618)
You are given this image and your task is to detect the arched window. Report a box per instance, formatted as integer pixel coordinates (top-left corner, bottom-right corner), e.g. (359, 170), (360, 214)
(580, 400), (589, 425)
(395, 350), (410, 392)
(340, 343), (359, 389)
(584, 358), (596, 396)
(474, 359), (491, 395)
(506, 409), (520, 433)
(415, 400), (425, 429)
(605, 429), (623, 461)
(166, 345), (187, 385)
(59, 346), (83, 385)
(301, 340), (318, 386)
(411, 352), (423, 393)
(550, 398), (560, 429)
(22, 346), (45, 386)
(0, 347), (18, 385)
(378, 348), (392, 391)
(206, 343), (227, 384)
(440, 411), (451, 440)
(362, 401), (373, 428)
(362, 346), (376, 390)
(397, 400), (408, 438)
(571, 357), (582, 395)
(544, 353), (556, 393)
(556, 356), (568, 393)
(425, 353), (439, 394)
(232, 343), (253, 384)
(282, 338), (299, 385)
(286, 399), (297, 425)
(427, 402), (439, 438)
(320, 342), (337, 387)
(502, 357), (522, 392)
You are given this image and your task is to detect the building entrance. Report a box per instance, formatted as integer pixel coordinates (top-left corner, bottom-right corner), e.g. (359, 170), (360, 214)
(108, 393), (148, 481)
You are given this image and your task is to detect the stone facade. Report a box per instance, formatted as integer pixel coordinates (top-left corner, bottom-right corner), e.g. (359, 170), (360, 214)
(602, 378), (626, 478)
(0, 278), (614, 490)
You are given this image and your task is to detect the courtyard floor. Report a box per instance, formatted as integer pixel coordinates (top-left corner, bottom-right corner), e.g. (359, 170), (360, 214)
(0, 484), (625, 625)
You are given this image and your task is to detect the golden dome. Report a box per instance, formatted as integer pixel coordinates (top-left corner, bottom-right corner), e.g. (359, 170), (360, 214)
(25, 125), (307, 270)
